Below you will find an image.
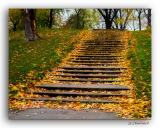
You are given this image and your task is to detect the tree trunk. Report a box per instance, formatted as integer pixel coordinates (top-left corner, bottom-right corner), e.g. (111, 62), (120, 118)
(132, 10), (136, 31)
(13, 23), (17, 31)
(133, 19), (135, 31)
(104, 18), (112, 29)
(24, 9), (37, 41)
(138, 10), (142, 31)
(114, 14), (119, 29)
(76, 13), (79, 29)
(98, 9), (118, 29)
(138, 14), (141, 31)
(147, 9), (151, 27)
(119, 10), (123, 29)
(49, 9), (53, 28)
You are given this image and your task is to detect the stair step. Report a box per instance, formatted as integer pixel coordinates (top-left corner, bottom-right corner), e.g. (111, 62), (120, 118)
(78, 50), (125, 52)
(82, 44), (124, 46)
(55, 78), (121, 83)
(55, 74), (120, 78)
(84, 40), (122, 43)
(68, 61), (120, 63)
(80, 46), (125, 49)
(66, 63), (119, 66)
(72, 55), (122, 57)
(82, 46), (124, 48)
(79, 48), (126, 50)
(83, 43), (124, 45)
(75, 54), (122, 56)
(32, 91), (128, 97)
(80, 48), (125, 50)
(80, 46), (125, 48)
(76, 51), (124, 54)
(55, 74), (121, 78)
(36, 84), (130, 90)
(72, 58), (123, 61)
(73, 58), (123, 61)
(71, 60), (123, 63)
(57, 69), (123, 74)
(83, 42), (125, 45)
(62, 66), (127, 70)
(23, 97), (119, 103)
(78, 49), (125, 51)
(82, 43), (124, 45)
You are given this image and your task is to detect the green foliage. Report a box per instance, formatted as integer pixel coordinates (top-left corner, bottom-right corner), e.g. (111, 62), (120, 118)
(65, 9), (100, 29)
(9, 29), (80, 84)
(36, 9), (49, 28)
(9, 9), (23, 31)
(128, 31), (151, 99)
(36, 9), (63, 28)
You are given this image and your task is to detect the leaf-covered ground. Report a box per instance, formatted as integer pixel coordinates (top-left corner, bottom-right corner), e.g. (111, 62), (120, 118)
(128, 30), (151, 99)
(9, 30), (151, 119)
(9, 29), (80, 84)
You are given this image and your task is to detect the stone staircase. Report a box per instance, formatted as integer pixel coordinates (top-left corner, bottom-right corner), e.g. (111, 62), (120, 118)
(26, 30), (132, 104)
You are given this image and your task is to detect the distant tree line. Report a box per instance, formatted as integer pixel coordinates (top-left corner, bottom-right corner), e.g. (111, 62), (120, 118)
(97, 9), (151, 30)
(9, 8), (151, 41)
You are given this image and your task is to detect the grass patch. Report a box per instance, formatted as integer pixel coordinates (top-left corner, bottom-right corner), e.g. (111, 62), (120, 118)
(9, 28), (80, 84)
(128, 31), (151, 99)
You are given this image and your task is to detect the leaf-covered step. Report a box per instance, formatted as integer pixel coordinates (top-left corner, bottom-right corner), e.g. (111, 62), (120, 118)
(84, 40), (123, 43)
(72, 58), (124, 61)
(78, 48), (125, 51)
(71, 60), (123, 63)
(36, 84), (130, 90)
(57, 69), (123, 74)
(82, 45), (126, 47)
(23, 97), (120, 103)
(83, 43), (124, 45)
(83, 42), (124, 45)
(55, 74), (121, 78)
(72, 55), (122, 57)
(61, 66), (127, 70)
(55, 78), (121, 83)
(81, 49), (124, 51)
(66, 62), (120, 66)
(72, 58), (123, 61)
(77, 50), (123, 55)
(31, 91), (128, 97)
(80, 46), (125, 48)
(82, 44), (124, 46)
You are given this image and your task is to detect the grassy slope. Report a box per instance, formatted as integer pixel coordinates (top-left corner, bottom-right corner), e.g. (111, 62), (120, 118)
(9, 29), (80, 84)
(128, 31), (151, 99)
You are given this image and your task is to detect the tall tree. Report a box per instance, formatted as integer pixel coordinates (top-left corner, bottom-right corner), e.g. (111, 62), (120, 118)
(131, 10), (136, 31)
(74, 9), (81, 29)
(49, 9), (53, 28)
(113, 9), (132, 30)
(144, 9), (151, 28)
(24, 9), (38, 41)
(9, 9), (22, 31)
(137, 9), (143, 31)
(98, 9), (119, 29)
(65, 9), (99, 29)
(48, 9), (63, 28)
(36, 9), (63, 28)
(147, 9), (151, 27)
